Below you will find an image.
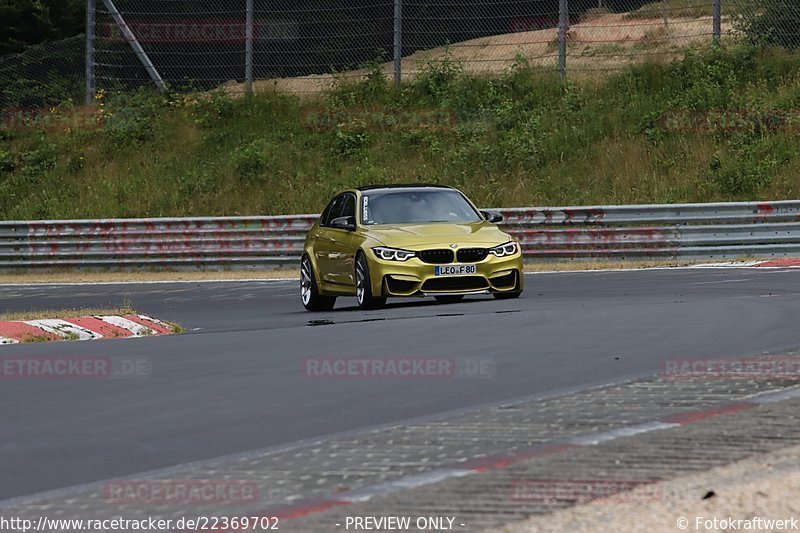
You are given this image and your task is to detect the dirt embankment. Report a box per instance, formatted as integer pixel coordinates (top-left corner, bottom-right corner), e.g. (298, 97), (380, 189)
(226, 14), (727, 95)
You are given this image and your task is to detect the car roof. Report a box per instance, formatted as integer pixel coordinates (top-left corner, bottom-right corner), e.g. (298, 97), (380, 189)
(355, 184), (455, 192)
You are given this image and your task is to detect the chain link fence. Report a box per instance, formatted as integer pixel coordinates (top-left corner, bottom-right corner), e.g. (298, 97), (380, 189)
(0, 0), (796, 105)
(0, 35), (85, 109)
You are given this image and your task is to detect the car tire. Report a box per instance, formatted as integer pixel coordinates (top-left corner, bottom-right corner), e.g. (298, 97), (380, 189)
(434, 295), (465, 304)
(356, 252), (386, 310)
(301, 255), (336, 311)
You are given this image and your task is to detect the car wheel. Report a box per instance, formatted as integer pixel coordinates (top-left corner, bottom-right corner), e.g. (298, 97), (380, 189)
(301, 256), (336, 311)
(434, 295), (464, 304)
(356, 252), (386, 310)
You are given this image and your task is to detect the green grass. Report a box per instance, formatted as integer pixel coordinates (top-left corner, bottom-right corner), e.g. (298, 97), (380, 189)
(1, 45), (800, 220)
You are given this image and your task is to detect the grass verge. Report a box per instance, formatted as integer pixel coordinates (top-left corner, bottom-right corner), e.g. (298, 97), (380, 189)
(1, 45), (800, 221)
(0, 307), (135, 321)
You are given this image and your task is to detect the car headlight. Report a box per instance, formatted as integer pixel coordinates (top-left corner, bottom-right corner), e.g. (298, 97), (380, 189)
(373, 247), (417, 261)
(489, 241), (518, 257)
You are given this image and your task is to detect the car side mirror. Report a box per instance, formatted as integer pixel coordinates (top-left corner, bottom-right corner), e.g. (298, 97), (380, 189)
(481, 211), (503, 224)
(330, 216), (356, 231)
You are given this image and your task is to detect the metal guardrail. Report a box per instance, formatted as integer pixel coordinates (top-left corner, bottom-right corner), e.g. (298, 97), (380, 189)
(1, 200), (800, 270)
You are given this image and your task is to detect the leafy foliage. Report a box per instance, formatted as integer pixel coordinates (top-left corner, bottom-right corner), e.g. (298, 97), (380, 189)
(0, 0), (85, 54)
(741, 0), (800, 50)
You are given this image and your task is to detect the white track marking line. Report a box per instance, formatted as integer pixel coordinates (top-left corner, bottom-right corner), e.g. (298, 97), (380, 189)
(566, 421), (681, 446)
(746, 386), (800, 404)
(694, 261), (763, 268)
(23, 319), (102, 340)
(336, 469), (475, 504)
(689, 278), (751, 285)
(96, 316), (155, 337)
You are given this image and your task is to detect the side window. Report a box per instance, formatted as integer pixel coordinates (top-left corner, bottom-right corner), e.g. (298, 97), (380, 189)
(320, 196), (343, 227)
(340, 194), (356, 220)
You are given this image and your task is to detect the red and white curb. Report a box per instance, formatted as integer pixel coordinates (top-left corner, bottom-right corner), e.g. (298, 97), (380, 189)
(0, 315), (176, 345)
(261, 385), (800, 521)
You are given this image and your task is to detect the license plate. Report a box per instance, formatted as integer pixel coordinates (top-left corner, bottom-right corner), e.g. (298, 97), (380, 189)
(435, 264), (477, 276)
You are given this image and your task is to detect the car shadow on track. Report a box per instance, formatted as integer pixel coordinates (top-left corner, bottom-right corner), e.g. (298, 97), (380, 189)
(331, 295), (516, 313)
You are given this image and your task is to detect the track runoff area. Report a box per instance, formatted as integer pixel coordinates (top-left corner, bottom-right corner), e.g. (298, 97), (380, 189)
(2, 265), (800, 532)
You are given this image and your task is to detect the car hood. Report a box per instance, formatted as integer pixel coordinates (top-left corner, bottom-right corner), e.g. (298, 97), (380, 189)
(365, 222), (512, 249)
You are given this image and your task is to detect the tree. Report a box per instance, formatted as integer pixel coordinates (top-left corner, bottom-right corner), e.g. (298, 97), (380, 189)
(0, 0), (85, 55)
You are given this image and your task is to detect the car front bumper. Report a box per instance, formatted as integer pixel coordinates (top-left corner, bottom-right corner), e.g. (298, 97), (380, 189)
(366, 252), (524, 297)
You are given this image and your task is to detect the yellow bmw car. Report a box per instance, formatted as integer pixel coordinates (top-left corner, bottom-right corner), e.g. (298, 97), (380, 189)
(300, 185), (523, 311)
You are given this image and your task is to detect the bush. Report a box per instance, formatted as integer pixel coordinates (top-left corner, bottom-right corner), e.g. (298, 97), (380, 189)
(708, 135), (785, 195)
(20, 141), (58, 178)
(231, 139), (270, 180)
(411, 51), (464, 104)
(0, 150), (15, 173)
(102, 89), (165, 146)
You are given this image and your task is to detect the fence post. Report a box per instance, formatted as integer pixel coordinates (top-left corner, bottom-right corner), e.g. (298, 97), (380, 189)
(558, 0), (568, 78)
(712, 0), (721, 45)
(393, 0), (403, 86)
(101, 0), (167, 93)
(662, 0), (669, 35)
(245, 0), (254, 96)
(85, 0), (95, 106)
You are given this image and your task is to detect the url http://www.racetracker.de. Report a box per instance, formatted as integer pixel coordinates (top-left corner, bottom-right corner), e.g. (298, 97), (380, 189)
(0, 515), (281, 532)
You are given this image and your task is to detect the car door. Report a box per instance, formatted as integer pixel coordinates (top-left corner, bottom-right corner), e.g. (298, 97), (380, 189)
(312, 195), (344, 284)
(328, 193), (358, 286)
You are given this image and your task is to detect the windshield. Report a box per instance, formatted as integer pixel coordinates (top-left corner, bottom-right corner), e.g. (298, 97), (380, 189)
(361, 189), (482, 225)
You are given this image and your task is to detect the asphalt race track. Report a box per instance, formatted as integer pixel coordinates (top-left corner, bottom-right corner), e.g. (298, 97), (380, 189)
(3, 267), (800, 502)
